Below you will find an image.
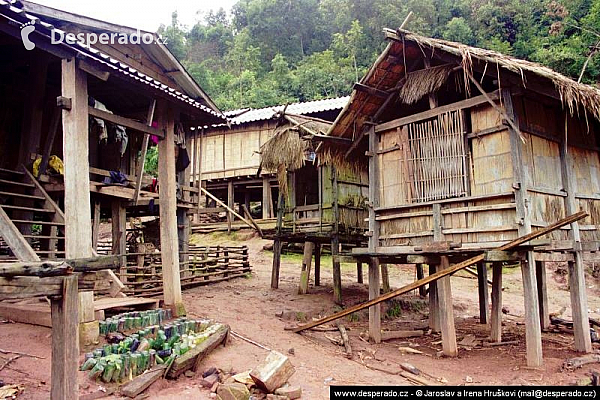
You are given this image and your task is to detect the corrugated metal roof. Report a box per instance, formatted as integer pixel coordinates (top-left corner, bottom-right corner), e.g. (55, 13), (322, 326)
(0, 0), (226, 123)
(225, 96), (350, 125)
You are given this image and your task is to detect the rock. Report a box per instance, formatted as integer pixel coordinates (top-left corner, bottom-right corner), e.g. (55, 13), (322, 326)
(502, 306), (510, 315)
(250, 351), (295, 393)
(263, 243), (274, 251)
(184, 370), (195, 378)
(266, 395), (289, 400)
(211, 382), (220, 393)
(275, 311), (284, 318)
(287, 348), (295, 355)
(203, 367), (219, 378)
(234, 291), (241, 295)
(275, 386), (302, 399)
(217, 382), (250, 400)
(202, 374), (220, 388)
(210, 394), (217, 399)
(465, 376), (473, 383)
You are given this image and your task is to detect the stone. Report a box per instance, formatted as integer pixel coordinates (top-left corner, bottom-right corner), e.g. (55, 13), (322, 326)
(202, 374), (220, 388)
(216, 382), (250, 400)
(79, 320), (99, 346)
(287, 348), (294, 355)
(275, 386), (302, 399)
(266, 395), (289, 400)
(250, 351), (295, 393)
(203, 367), (218, 378)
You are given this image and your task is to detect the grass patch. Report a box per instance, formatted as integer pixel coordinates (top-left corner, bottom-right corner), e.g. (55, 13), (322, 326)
(386, 300), (403, 319)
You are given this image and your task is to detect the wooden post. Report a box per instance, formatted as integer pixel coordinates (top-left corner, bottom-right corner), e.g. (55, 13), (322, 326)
(332, 236), (342, 305)
(133, 100), (156, 205)
(92, 201), (101, 252)
(368, 258), (381, 343)
(428, 264), (440, 332)
(61, 58), (93, 258)
(262, 178), (271, 220)
(111, 200), (126, 282)
(227, 181), (234, 233)
(357, 262), (363, 284)
(158, 105), (183, 314)
(521, 252), (543, 366)
(177, 209), (189, 277)
(271, 239), (282, 289)
(536, 261), (550, 331)
(299, 242), (314, 294)
(490, 263), (503, 342)
(437, 256), (457, 357)
(416, 264), (425, 297)
(477, 261), (489, 324)
(380, 264), (390, 293)
(51, 275), (79, 400)
(314, 244), (321, 286)
(569, 258), (592, 352)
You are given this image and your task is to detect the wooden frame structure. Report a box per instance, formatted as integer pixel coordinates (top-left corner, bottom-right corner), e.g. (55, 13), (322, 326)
(326, 28), (600, 367)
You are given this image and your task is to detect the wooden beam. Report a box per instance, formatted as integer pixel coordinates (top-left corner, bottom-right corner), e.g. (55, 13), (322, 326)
(200, 187), (255, 231)
(262, 178), (271, 219)
(368, 258), (381, 343)
(375, 91), (500, 133)
(298, 242), (314, 295)
(490, 263), (503, 342)
(438, 256), (458, 357)
(536, 261), (550, 331)
(0, 207), (40, 262)
(521, 253), (543, 366)
(356, 262), (363, 284)
(88, 106), (164, 138)
(293, 211), (587, 333)
(354, 82), (389, 99)
(157, 104), (183, 313)
(477, 262), (489, 324)
(0, 260), (71, 277)
(133, 100), (157, 205)
(51, 275), (79, 400)
(62, 58), (93, 259)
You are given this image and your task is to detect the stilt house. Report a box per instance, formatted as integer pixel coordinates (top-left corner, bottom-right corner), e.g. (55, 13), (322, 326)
(326, 28), (600, 367)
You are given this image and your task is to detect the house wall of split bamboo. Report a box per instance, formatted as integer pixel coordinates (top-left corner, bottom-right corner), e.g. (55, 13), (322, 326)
(327, 28), (600, 368)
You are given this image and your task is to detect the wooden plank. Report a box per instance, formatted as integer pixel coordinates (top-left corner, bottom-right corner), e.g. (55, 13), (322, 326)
(271, 239), (282, 289)
(368, 126), (379, 252)
(375, 91), (500, 133)
(298, 242), (314, 295)
(521, 253), (543, 366)
(0, 303), (51, 327)
(121, 365), (166, 398)
(78, 291), (95, 323)
(490, 263), (503, 342)
(374, 192), (514, 212)
(62, 58), (93, 259)
(262, 178), (271, 219)
(133, 100), (157, 205)
(0, 207), (40, 262)
(536, 261), (550, 330)
(477, 262), (489, 324)
(368, 258), (381, 343)
(437, 256), (457, 357)
(380, 330), (424, 340)
(157, 105), (183, 313)
(88, 106), (163, 138)
(51, 275), (79, 400)
(293, 211), (587, 333)
(416, 264), (426, 297)
(93, 296), (159, 312)
(92, 201), (100, 252)
(168, 324), (229, 378)
(111, 200), (127, 282)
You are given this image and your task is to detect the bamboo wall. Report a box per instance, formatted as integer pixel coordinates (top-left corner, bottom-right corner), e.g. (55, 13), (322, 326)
(195, 121), (276, 181)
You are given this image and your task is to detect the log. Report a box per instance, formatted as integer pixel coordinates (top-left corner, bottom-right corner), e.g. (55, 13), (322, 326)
(400, 371), (439, 386)
(0, 261), (72, 277)
(563, 354), (600, 371)
(293, 211), (588, 333)
(336, 322), (352, 359)
(121, 365), (166, 398)
(250, 351), (296, 393)
(381, 330), (424, 341)
(167, 324), (229, 378)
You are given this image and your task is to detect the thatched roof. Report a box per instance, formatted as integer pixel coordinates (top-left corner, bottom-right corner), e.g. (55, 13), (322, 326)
(328, 28), (600, 139)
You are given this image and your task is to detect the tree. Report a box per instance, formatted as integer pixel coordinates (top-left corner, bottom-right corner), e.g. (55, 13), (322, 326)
(158, 11), (187, 60)
(443, 17), (475, 45)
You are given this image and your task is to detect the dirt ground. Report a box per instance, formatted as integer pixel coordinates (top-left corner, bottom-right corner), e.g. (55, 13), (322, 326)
(2, 231), (600, 399)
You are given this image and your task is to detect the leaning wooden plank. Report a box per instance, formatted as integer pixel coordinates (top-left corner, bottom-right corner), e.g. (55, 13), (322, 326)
(200, 187), (255, 231)
(563, 354), (600, 371)
(167, 323), (229, 378)
(0, 261), (71, 277)
(250, 350), (296, 393)
(0, 207), (40, 262)
(293, 211), (587, 333)
(121, 365), (166, 398)
(336, 322), (352, 359)
(133, 100), (156, 205)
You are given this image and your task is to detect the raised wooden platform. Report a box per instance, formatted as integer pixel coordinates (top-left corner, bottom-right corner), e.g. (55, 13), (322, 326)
(94, 296), (159, 313)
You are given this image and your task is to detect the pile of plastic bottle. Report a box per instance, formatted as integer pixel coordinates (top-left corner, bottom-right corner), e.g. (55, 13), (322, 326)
(81, 317), (223, 383)
(99, 308), (173, 335)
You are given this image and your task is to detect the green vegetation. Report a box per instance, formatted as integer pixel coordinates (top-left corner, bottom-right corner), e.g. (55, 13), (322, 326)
(158, 0), (600, 111)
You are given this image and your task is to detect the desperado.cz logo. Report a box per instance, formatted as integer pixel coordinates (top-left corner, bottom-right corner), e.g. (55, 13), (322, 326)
(20, 22), (167, 51)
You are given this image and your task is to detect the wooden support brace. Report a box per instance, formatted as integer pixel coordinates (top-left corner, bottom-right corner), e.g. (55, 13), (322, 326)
(490, 263), (503, 342)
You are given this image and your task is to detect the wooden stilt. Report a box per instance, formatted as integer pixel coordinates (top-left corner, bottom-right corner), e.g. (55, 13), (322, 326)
(314, 244), (321, 286)
(477, 261), (489, 324)
(569, 255), (593, 352)
(357, 262), (363, 284)
(332, 236), (342, 305)
(428, 264), (440, 332)
(157, 105), (183, 314)
(262, 178), (270, 219)
(111, 200), (126, 282)
(271, 239), (282, 289)
(437, 256), (457, 357)
(61, 58), (92, 258)
(227, 181), (234, 233)
(535, 261), (550, 331)
(299, 242), (314, 294)
(416, 264), (425, 297)
(177, 209), (190, 277)
(92, 201), (101, 252)
(380, 264), (390, 293)
(521, 252), (543, 367)
(51, 275), (79, 400)
(369, 258), (381, 343)
(490, 263), (503, 342)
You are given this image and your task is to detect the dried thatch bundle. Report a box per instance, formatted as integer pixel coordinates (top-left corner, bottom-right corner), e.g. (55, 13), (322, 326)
(259, 126), (309, 194)
(399, 65), (453, 104)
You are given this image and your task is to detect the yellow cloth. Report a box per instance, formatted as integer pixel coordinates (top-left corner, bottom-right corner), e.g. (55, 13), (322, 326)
(32, 155), (64, 177)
